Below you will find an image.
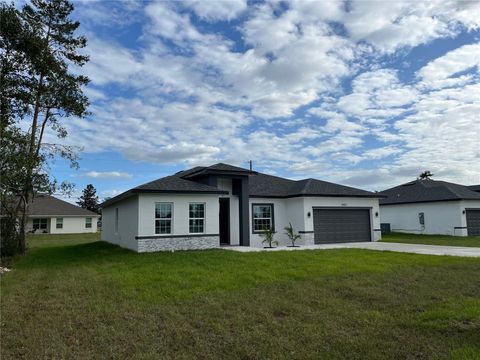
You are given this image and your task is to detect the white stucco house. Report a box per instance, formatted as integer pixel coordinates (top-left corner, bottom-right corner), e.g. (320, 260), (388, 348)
(380, 180), (480, 236)
(101, 163), (383, 252)
(26, 194), (100, 234)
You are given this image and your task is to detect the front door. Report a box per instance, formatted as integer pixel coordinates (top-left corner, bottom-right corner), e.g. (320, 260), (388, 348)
(219, 198), (230, 245)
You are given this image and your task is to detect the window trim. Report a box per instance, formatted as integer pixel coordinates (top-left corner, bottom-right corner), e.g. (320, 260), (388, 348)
(251, 203), (275, 234)
(56, 217), (63, 229)
(155, 202), (174, 235)
(85, 217), (92, 228)
(189, 202), (206, 234)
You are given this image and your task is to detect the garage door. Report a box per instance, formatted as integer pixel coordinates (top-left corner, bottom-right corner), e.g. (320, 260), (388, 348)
(466, 210), (480, 236)
(313, 209), (371, 244)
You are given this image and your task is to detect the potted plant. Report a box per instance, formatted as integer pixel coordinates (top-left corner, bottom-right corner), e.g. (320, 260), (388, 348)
(284, 222), (301, 247)
(260, 228), (278, 248)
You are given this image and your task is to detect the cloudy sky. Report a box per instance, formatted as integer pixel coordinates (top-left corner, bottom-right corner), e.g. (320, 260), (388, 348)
(43, 0), (480, 200)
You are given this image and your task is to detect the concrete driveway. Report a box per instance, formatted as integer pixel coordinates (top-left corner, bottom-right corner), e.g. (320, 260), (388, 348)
(224, 242), (480, 257)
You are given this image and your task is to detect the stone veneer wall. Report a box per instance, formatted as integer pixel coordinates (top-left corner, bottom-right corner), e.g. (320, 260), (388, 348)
(137, 235), (220, 253)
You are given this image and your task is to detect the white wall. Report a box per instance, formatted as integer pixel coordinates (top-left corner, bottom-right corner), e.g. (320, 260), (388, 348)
(50, 216), (98, 234)
(380, 201), (465, 236)
(137, 193), (220, 237)
(101, 195), (139, 251)
(27, 216), (98, 234)
(249, 196), (381, 247)
(216, 178), (240, 245)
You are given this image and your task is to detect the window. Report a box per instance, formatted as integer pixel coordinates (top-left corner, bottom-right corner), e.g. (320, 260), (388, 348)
(189, 203), (205, 233)
(252, 204), (274, 233)
(155, 203), (173, 234)
(56, 218), (63, 229)
(33, 218), (48, 230)
(85, 217), (92, 228)
(115, 208), (119, 233)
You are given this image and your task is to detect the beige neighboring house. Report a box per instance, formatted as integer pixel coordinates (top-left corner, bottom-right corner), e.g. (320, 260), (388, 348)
(27, 194), (100, 234)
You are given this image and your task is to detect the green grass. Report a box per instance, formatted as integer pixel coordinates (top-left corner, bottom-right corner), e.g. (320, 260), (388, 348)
(382, 232), (480, 247)
(1, 234), (480, 359)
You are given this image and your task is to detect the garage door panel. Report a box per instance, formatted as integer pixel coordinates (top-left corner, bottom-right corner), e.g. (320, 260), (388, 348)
(313, 209), (371, 244)
(466, 210), (480, 236)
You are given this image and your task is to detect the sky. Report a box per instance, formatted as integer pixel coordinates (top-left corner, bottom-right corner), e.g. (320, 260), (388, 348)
(34, 0), (480, 201)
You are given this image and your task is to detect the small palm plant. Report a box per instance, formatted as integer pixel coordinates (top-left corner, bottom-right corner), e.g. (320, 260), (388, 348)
(284, 222), (301, 247)
(260, 228), (278, 248)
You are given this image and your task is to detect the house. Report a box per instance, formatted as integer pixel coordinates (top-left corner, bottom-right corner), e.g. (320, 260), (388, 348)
(380, 180), (480, 236)
(101, 163), (383, 252)
(25, 194), (100, 234)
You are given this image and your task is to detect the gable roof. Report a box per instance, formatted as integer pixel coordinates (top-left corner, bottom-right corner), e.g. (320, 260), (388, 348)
(102, 163), (381, 207)
(380, 180), (480, 205)
(249, 173), (381, 198)
(27, 194), (99, 216)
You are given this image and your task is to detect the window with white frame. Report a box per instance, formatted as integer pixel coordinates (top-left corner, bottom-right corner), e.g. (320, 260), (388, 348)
(56, 217), (63, 229)
(114, 208), (119, 233)
(252, 204), (274, 233)
(189, 203), (205, 233)
(33, 218), (48, 231)
(85, 217), (92, 228)
(155, 202), (173, 234)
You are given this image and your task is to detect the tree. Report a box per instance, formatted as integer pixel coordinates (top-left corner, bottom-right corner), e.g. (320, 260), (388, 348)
(0, 0), (89, 254)
(284, 222), (301, 247)
(418, 171), (434, 180)
(77, 184), (99, 214)
(260, 228), (278, 248)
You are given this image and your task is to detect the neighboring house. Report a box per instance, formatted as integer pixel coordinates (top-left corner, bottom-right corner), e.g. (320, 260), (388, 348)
(380, 180), (480, 236)
(26, 194), (100, 234)
(101, 163), (383, 252)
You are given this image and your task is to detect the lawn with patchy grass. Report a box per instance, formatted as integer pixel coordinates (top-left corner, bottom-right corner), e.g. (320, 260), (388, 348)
(1, 234), (480, 359)
(382, 232), (480, 247)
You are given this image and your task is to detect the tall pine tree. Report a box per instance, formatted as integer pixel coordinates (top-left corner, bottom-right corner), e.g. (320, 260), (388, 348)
(0, 0), (89, 254)
(77, 184), (99, 214)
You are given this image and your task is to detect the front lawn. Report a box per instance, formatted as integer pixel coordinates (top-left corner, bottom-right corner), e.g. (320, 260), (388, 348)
(382, 232), (480, 247)
(1, 234), (479, 359)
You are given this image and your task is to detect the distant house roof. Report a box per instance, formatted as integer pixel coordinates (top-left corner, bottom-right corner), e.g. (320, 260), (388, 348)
(102, 163), (381, 207)
(380, 180), (480, 205)
(468, 185), (480, 193)
(249, 173), (381, 198)
(27, 194), (99, 216)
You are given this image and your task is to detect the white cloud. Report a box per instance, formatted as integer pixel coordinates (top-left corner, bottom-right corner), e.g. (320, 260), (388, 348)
(84, 171), (132, 179)
(184, 0), (247, 21)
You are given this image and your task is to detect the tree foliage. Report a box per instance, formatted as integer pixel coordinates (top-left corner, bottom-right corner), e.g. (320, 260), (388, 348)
(0, 0), (89, 255)
(418, 171), (434, 180)
(77, 184), (99, 214)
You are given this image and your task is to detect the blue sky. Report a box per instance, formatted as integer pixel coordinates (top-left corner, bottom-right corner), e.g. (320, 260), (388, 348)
(38, 0), (480, 201)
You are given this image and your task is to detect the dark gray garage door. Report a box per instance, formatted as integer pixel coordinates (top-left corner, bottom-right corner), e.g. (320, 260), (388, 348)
(313, 209), (371, 244)
(466, 210), (480, 236)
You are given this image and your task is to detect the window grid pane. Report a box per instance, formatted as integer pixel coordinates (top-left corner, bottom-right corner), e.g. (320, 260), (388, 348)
(155, 203), (173, 234)
(56, 218), (63, 229)
(253, 205), (273, 232)
(189, 203), (205, 233)
(85, 217), (92, 228)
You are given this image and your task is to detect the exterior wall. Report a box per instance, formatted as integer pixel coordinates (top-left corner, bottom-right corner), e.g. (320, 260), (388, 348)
(27, 216), (98, 234)
(101, 196), (139, 251)
(380, 201), (466, 236)
(137, 193), (220, 237)
(216, 178), (240, 245)
(138, 235), (219, 252)
(249, 196), (381, 247)
(50, 216), (98, 234)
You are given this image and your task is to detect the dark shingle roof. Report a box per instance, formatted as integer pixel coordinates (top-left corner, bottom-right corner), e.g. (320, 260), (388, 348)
(468, 185), (480, 193)
(249, 173), (380, 198)
(27, 194), (99, 216)
(180, 163), (256, 179)
(135, 175), (228, 193)
(380, 180), (480, 205)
